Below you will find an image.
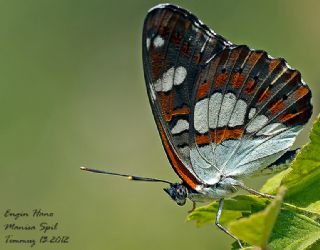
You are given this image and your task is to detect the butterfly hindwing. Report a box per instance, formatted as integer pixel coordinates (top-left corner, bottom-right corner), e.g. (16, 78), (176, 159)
(191, 46), (312, 183)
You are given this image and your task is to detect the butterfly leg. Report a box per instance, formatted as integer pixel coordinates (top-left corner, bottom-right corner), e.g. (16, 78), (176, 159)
(188, 201), (196, 213)
(215, 199), (243, 248)
(234, 182), (275, 199)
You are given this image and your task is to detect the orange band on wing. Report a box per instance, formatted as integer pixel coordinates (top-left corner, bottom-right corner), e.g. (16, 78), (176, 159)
(196, 127), (244, 145)
(280, 109), (307, 123)
(158, 123), (200, 189)
(196, 81), (211, 99)
(258, 89), (271, 103)
(269, 100), (285, 115)
(244, 79), (256, 95)
(231, 72), (245, 88)
(268, 58), (282, 72)
(295, 86), (309, 98)
(159, 91), (190, 122)
(215, 72), (228, 87)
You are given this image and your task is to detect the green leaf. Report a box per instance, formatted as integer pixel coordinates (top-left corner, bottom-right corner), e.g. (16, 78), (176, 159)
(260, 168), (291, 194)
(227, 187), (285, 248)
(231, 244), (262, 250)
(305, 201), (320, 215)
(261, 115), (320, 216)
(268, 210), (320, 250)
(187, 195), (269, 226)
(281, 115), (320, 215)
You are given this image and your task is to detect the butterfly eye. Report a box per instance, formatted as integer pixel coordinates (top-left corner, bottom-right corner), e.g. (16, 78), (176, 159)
(176, 185), (187, 198)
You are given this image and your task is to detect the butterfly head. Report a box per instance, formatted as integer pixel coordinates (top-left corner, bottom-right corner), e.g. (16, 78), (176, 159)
(164, 183), (188, 206)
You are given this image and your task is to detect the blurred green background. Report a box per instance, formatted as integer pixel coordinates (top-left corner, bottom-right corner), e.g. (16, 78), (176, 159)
(0, 1), (319, 249)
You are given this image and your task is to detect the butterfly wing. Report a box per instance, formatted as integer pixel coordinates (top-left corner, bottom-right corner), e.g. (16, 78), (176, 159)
(191, 45), (312, 184)
(143, 4), (312, 188)
(142, 4), (230, 188)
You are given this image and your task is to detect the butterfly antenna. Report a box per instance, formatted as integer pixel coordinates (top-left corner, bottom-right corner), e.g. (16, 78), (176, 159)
(80, 167), (173, 185)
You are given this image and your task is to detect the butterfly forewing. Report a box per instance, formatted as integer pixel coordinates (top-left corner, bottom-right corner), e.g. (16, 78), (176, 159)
(142, 4), (230, 187)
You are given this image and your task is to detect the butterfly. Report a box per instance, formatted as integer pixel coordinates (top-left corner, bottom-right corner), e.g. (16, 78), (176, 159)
(81, 4), (312, 247)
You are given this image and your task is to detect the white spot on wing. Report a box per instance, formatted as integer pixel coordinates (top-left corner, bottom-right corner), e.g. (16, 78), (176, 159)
(174, 66), (187, 85)
(154, 67), (174, 92)
(149, 85), (156, 101)
(154, 67), (187, 92)
(200, 38), (208, 53)
(246, 115), (268, 133)
(256, 123), (287, 136)
(269, 66), (287, 86)
(146, 38), (150, 50)
(209, 92), (223, 129)
(154, 79), (162, 92)
(161, 67), (175, 91)
(194, 98), (209, 134)
(229, 99), (247, 127)
(153, 35), (164, 47)
(248, 108), (256, 119)
(179, 145), (190, 159)
(171, 119), (189, 134)
(192, 26), (199, 32)
(218, 93), (237, 127)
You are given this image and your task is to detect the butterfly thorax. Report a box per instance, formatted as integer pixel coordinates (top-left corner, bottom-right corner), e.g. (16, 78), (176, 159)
(164, 177), (239, 205)
(190, 177), (240, 202)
